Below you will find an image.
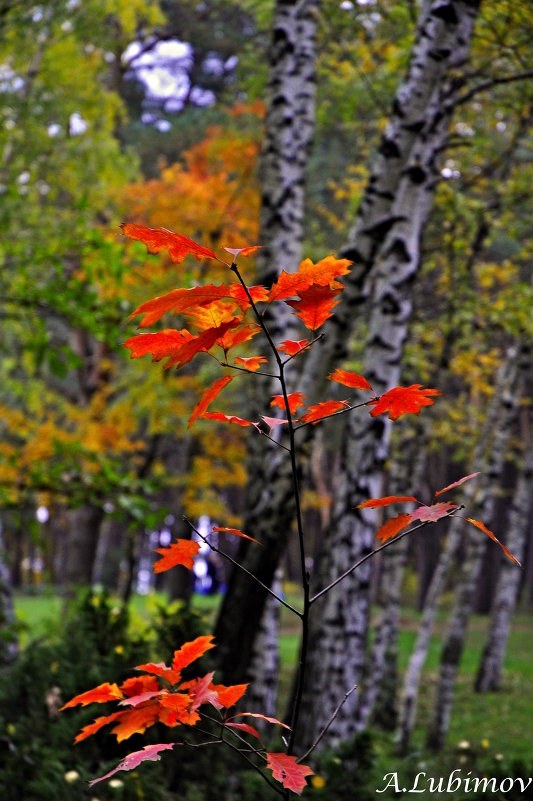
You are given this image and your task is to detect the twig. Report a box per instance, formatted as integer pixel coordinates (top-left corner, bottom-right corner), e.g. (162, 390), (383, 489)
(293, 398), (375, 431)
(298, 683), (358, 762)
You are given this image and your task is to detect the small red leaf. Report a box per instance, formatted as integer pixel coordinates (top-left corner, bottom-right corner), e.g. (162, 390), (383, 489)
(231, 712), (290, 729)
(189, 376), (234, 428)
(119, 690), (163, 707)
(224, 245), (262, 257)
(225, 721), (260, 739)
(60, 682), (124, 710)
(203, 412), (255, 427)
(328, 368), (373, 391)
(270, 392), (307, 415)
(357, 495), (418, 509)
(286, 284), (342, 331)
(410, 502), (458, 523)
(211, 683), (248, 709)
(213, 525), (259, 543)
(299, 399), (350, 424)
(260, 416), (289, 434)
(466, 518), (521, 566)
(368, 384), (441, 421)
(266, 753), (314, 795)
(121, 222), (218, 263)
(172, 635), (216, 672)
(153, 539), (200, 573)
(234, 355), (268, 372)
(375, 513), (413, 543)
(229, 283), (269, 310)
(435, 472), (481, 497)
(277, 339), (309, 356)
(88, 743), (175, 786)
(74, 712), (123, 743)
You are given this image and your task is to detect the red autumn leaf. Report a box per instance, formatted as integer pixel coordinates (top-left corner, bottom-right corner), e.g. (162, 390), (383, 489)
(123, 329), (192, 360)
(60, 682), (124, 710)
(410, 502), (458, 523)
(134, 661), (181, 685)
(286, 284), (342, 331)
(277, 339), (309, 356)
(74, 712), (123, 744)
(88, 743), (175, 786)
(224, 245), (263, 258)
(153, 538), (200, 573)
(172, 635), (216, 672)
(299, 399), (350, 424)
(260, 416), (288, 434)
(130, 284), (233, 327)
(234, 355), (268, 372)
(466, 517), (521, 566)
(120, 676), (160, 697)
(270, 392), (307, 415)
(266, 753), (314, 795)
(229, 283), (270, 310)
(269, 254), (351, 302)
(328, 368), (373, 392)
(164, 320), (241, 369)
(210, 683), (248, 709)
(217, 323), (261, 353)
(121, 222), (218, 264)
(157, 692), (197, 724)
(230, 712), (290, 729)
(225, 721), (260, 739)
(435, 472), (481, 497)
(368, 384), (441, 421)
(119, 690), (164, 707)
(357, 495), (418, 509)
(374, 513), (413, 543)
(203, 411), (255, 427)
(184, 672), (221, 710)
(188, 376), (234, 428)
(111, 703), (160, 742)
(213, 525), (259, 543)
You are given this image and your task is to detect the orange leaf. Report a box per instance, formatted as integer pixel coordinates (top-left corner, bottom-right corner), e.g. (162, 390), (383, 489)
(134, 662), (181, 685)
(172, 635), (216, 672)
(410, 502), (458, 522)
(286, 284), (342, 331)
(269, 254), (351, 302)
(60, 682), (124, 710)
(328, 368), (373, 392)
(111, 703), (160, 742)
(188, 376), (234, 428)
(120, 676), (160, 697)
(435, 472), (480, 497)
(203, 412), (255, 427)
(299, 399), (349, 424)
(224, 245), (263, 258)
(368, 384), (441, 421)
(213, 525), (259, 543)
(130, 284), (233, 327)
(210, 683), (248, 709)
(229, 283), (270, 310)
(277, 339), (309, 356)
(89, 743), (174, 786)
(118, 690), (163, 707)
(74, 712), (123, 744)
(270, 392), (307, 415)
(234, 355), (268, 372)
(466, 518), (521, 566)
(165, 320), (241, 369)
(266, 753), (314, 795)
(153, 538), (200, 573)
(217, 323), (261, 353)
(231, 712), (291, 729)
(121, 222), (218, 264)
(123, 329), (192, 361)
(357, 495), (418, 509)
(375, 513), (413, 543)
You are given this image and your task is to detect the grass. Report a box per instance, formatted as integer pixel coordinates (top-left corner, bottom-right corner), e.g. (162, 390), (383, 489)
(12, 586), (533, 785)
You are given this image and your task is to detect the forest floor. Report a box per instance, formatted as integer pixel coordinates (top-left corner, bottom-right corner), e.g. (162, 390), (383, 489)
(13, 587), (533, 792)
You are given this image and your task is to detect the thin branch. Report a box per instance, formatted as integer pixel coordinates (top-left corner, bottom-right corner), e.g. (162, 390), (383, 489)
(184, 517), (303, 618)
(281, 332), (325, 366)
(298, 683), (358, 762)
(293, 398), (375, 431)
(221, 736), (285, 797)
(455, 70), (533, 107)
(220, 361), (278, 379)
(310, 508), (461, 604)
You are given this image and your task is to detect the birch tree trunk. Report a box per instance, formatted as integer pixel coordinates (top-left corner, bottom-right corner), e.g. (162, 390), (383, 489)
(475, 368), (533, 692)
(245, 569), (283, 719)
(294, 0), (481, 752)
(214, 0), (320, 685)
(0, 519), (18, 666)
(426, 346), (524, 750)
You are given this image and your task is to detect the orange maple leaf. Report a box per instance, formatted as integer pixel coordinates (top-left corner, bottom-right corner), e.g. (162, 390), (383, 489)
(111, 703), (160, 742)
(299, 399), (350, 424)
(410, 502), (458, 522)
(153, 539), (200, 573)
(375, 513), (413, 543)
(269, 254), (351, 302)
(270, 392), (307, 415)
(234, 355), (268, 372)
(286, 284), (342, 331)
(130, 284), (233, 328)
(466, 517), (521, 566)
(88, 743), (175, 786)
(266, 752), (314, 795)
(121, 222), (219, 264)
(172, 635), (216, 672)
(210, 682), (248, 709)
(74, 712), (123, 744)
(368, 384), (441, 421)
(203, 411), (256, 427)
(188, 376), (234, 428)
(213, 525), (259, 543)
(277, 339), (309, 356)
(60, 682), (124, 710)
(328, 368), (373, 391)
(216, 323), (261, 353)
(435, 472), (480, 497)
(357, 495), (418, 509)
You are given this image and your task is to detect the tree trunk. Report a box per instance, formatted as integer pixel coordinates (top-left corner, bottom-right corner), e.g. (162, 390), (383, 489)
(0, 519), (18, 666)
(245, 568), (283, 719)
(214, 0), (320, 685)
(426, 346), (524, 750)
(294, 0), (480, 752)
(62, 506), (104, 591)
(475, 371), (533, 692)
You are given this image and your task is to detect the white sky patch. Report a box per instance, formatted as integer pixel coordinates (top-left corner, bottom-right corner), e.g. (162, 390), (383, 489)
(36, 505), (49, 523)
(48, 122), (61, 137)
(69, 112), (87, 135)
(123, 39), (193, 104)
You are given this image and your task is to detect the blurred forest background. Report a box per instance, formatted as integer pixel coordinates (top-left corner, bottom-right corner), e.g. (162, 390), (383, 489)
(0, 1), (532, 799)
